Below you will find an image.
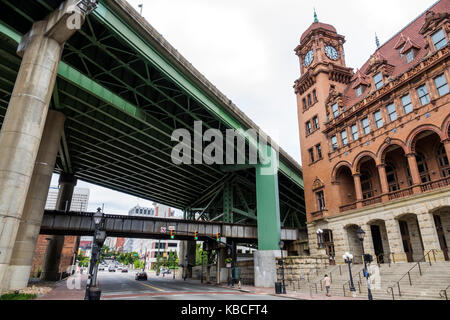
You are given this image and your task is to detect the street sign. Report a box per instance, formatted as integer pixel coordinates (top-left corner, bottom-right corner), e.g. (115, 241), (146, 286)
(168, 226), (175, 231)
(160, 226), (167, 233)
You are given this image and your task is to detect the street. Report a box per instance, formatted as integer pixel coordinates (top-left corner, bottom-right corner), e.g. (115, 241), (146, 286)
(97, 270), (293, 300)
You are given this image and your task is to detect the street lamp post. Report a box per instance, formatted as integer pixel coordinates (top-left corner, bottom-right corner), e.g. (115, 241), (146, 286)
(279, 240), (287, 294)
(357, 227), (373, 301)
(343, 252), (356, 296)
(84, 208), (105, 300)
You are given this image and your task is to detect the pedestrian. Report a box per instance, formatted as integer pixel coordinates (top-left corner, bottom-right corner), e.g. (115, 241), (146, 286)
(323, 274), (331, 297)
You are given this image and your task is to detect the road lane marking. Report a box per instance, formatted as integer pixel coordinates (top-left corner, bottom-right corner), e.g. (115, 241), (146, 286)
(132, 279), (164, 292)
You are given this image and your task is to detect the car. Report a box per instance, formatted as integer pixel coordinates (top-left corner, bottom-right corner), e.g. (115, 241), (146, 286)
(108, 265), (116, 272)
(163, 269), (171, 274)
(121, 267), (128, 273)
(135, 271), (147, 281)
(117, 266), (122, 270)
(98, 265), (105, 271)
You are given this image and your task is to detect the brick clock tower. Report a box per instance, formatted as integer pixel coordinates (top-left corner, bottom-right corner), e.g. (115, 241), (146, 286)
(294, 1), (450, 266)
(294, 17), (353, 225)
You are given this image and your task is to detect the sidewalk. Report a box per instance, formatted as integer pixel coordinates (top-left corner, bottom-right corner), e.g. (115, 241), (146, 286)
(178, 278), (365, 300)
(35, 274), (87, 300)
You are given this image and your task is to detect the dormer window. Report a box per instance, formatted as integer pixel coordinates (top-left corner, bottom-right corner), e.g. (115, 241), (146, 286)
(355, 85), (365, 97)
(405, 49), (415, 63)
(432, 29), (447, 50)
(374, 72), (383, 90)
(332, 103), (339, 118)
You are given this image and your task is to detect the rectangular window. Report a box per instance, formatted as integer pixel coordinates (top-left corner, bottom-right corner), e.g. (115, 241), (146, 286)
(374, 72), (383, 90)
(434, 74), (449, 97)
(416, 84), (430, 106)
(331, 136), (338, 151)
(356, 86), (363, 97)
(313, 116), (319, 130)
(302, 98), (307, 110)
(316, 191), (326, 211)
(361, 117), (371, 135)
(341, 130), (348, 146)
(406, 49), (415, 63)
(432, 29), (447, 50)
(401, 94), (413, 114)
(351, 124), (359, 141)
(306, 121), (312, 135)
(316, 144), (322, 159)
(373, 110), (383, 129)
(308, 94), (312, 106)
(313, 90), (317, 103)
(387, 103), (397, 122)
(309, 148), (315, 163)
(332, 103), (339, 118)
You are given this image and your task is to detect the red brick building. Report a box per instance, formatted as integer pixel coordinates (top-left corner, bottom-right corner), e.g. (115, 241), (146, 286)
(295, 1), (450, 264)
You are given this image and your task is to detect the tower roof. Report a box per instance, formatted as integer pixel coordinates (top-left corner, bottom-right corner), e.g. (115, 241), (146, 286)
(300, 22), (337, 43)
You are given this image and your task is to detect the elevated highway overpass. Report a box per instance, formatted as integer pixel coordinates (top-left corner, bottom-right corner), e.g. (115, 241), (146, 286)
(0, 0), (305, 291)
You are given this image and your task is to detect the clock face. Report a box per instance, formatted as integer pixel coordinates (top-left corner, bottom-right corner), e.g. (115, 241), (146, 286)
(304, 50), (314, 67)
(325, 46), (339, 60)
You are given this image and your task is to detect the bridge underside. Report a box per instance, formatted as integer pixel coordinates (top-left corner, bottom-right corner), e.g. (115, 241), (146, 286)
(0, 0), (305, 229)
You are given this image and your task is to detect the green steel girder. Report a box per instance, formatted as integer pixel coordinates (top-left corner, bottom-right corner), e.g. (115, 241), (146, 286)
(0, 1), (304, 228)
(223, 181), (234, 223)
(92, 1), (302, 185)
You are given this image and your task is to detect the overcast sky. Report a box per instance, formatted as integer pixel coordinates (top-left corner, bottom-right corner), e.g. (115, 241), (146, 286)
(59, 0), (437, 214)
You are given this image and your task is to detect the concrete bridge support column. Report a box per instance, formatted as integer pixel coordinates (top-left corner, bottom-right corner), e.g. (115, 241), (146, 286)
(186, 241), (196, 279)
(41, 173), (77, 281)
(0, 1), (87, 291)
(253, 146), (282, 288)
(4, 111), (65, 291)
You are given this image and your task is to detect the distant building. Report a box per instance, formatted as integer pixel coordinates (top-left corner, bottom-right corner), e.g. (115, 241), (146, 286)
(45, 186), (90, 212)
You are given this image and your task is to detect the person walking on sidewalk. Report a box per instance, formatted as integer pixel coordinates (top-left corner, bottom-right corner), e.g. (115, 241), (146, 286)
(323, 274), (331, 297)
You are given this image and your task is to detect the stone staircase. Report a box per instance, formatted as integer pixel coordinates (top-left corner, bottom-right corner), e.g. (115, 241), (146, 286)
(284, 261), (450, 300)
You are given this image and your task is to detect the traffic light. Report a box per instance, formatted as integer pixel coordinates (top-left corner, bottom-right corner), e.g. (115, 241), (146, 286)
(364, 254), (373, 263)
(194, 231), (198, 240)
(170, 230), (175, 239)
(216, 232), (221, 242)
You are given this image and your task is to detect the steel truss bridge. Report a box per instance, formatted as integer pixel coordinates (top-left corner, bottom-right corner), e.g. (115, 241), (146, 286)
(0, 0), (305, 250)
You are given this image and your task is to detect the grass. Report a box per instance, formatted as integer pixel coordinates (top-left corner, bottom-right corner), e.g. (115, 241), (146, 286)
(0, 293), (37, 300)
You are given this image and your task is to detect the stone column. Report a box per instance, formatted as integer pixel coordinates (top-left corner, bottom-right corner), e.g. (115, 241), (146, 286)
(40, 173), (77, 281)
(353, 174), (363, 208)
(186, 240), (196, 278)
(385, 218), (408, 263)
(406, 154), (422, 193)
(361, 224), (376, 258)
(417, 213), (446, 262)
(0, 1), (87, 291)
(377, 164), (390, 201)
(443, 139), (450, 163)
(3, 111), (65, 291)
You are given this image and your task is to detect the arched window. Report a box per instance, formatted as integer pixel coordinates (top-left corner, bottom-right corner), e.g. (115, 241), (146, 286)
(437, 145), (450, 178)
(386, 163), (399, 192)
(361, 170), (374, 199)
(416, 152), (430, 183)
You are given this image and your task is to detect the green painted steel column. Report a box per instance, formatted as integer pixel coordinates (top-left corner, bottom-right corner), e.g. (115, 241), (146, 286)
(255, 146), (281, 251)
(223, 182), (233, 223)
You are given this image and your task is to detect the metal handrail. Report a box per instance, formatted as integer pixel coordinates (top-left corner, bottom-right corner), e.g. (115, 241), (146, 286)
(308, 264), (342, 293)
(439, 285), (450, 300)
(342, 267), (365, 297)
(387, 249), (438, 300)
(376, 253), (392, 268)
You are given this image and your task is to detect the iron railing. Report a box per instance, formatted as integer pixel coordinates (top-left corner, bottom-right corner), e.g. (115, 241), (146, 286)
(439, 284), (450, 300)
(388, 187), (414, 200)
(420, 176), (450, 193)
(342, 267), (365, 297)
(308, 264), (343, 296)
(386, 249), (438, 300)
(362, 196), (383, 207)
